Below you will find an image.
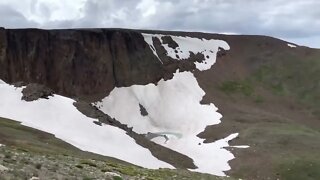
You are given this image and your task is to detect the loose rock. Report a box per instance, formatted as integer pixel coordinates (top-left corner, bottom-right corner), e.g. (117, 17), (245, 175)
(0, 164), (9, 172)
(21, 83), (54, 102)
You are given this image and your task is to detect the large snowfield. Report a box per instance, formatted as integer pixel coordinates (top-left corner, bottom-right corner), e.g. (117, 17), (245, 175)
(0, 80), (173, 169)
(95, 34), (243, 175)
(0, 33), (247, 176)
(96, 70), (240, 176)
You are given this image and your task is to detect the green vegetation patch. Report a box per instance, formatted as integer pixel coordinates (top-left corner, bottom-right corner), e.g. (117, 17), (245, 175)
(219, 80), (254, 96)
(253, 55), (320, 108)
(231, 120), (320, 180)
(113, 176), (123, 180)
(80, 160), (98, 167)
(276, 159), (320, 180)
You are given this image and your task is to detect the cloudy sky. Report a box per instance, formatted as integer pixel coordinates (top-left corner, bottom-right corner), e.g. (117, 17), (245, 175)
(0, 0), (319, 48)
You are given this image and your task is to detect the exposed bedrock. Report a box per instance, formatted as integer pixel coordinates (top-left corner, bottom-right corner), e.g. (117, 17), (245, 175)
(0, 28), (188, 101)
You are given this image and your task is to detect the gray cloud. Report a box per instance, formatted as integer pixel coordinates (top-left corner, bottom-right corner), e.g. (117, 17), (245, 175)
(0, 0), (319, 47)
(0, 5), (38, 28)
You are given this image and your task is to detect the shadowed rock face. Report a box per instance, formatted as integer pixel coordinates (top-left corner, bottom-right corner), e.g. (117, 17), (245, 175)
(1, 28), (239, 101)
(0, 28), (180, 101)
(0, 28), (240, 101)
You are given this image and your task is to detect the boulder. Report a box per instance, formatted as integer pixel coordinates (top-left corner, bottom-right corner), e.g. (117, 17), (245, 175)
(21, 83), (54, 101)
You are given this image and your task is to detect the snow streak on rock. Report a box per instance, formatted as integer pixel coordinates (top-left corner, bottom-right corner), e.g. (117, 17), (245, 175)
(288, 43), (297, 48)
(142, 33), (230, 71)
(0, 81), (173, 169)
(96, 71), (239, 176)
(143, 34), (162, 62)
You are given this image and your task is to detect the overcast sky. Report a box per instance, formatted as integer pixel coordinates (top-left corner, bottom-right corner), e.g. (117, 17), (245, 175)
(0, 0), (319, 48)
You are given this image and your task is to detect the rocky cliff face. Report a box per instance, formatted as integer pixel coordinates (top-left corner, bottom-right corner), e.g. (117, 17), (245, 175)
(0, 28), (187, 100)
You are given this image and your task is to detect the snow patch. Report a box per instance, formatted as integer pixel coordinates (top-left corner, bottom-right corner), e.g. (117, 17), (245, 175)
(96, 71), (221, 134)
(142, 33), (230, 71)
(0, 81), (173, 169)
(230, 145), (250, 149)
(142, 34), (162, 62)
(288, 43), (297, 48)
(95, 71), (243, 176)
(0, 144), (4, 147)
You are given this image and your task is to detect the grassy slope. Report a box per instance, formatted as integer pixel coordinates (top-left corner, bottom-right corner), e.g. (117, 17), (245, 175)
(235, 53), (320, 180)
(0, 117), (232, 180)
(193, 35), (320, 180)
(249, 52), (320, 180)
(209, 44), (320, 180)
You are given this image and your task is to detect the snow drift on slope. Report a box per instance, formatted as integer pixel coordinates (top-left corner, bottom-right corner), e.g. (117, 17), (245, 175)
(287, 43), (297, 48)
(142, 33), (230, 71)
(95, 71), (241, 176)
(0, 81), (173, 169)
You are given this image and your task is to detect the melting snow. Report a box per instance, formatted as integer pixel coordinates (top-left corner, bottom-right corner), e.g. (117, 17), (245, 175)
(143, 34), (162, 62)
(287, 43), (297, 48)
(142, 33), (230, 71)
(96, 71), (241, 176)
(96, 71), (221, 134)
(0, 81), (173, 169)
(229, 145), (250, 149)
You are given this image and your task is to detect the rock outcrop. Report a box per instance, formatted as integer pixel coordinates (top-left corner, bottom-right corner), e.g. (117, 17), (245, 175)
(0, 28), (183, 101)
(21, 83), (54, 101)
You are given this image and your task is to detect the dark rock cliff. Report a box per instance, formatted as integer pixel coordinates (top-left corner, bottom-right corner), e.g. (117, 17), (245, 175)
(0, 28), (182, 100)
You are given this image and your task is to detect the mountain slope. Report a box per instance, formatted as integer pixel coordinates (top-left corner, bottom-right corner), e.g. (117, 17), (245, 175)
(194, 35), (320, 179)
(0, 27), (319, 179)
